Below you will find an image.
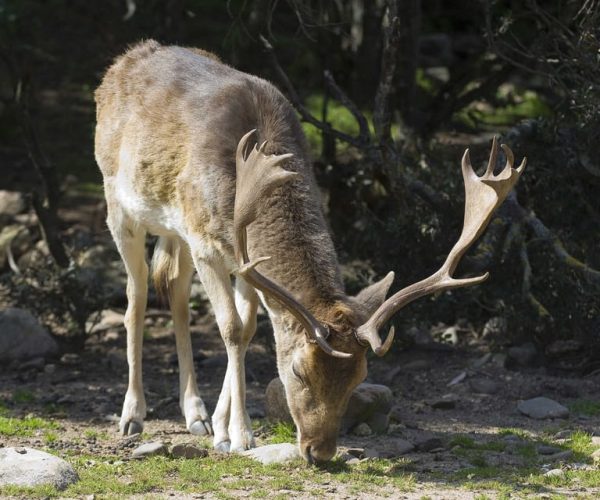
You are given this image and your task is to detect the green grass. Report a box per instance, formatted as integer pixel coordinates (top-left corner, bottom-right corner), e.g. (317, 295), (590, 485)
(569, 399), (600, 416)
(0, 453), (415, 499)
(12, 389), (36, 404)
(0, 414), (58, 437)
(268, 421), (296, 444)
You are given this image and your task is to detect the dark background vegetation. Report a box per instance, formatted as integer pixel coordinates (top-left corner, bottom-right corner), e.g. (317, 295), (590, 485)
(1, 0), (598, 373)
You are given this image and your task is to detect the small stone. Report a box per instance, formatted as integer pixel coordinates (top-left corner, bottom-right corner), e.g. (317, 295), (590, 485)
(19, 357), (45, 371)
(548, 450), (573, 461)
(170, 444), (207, 459)
(537, 445), (562, 455)
(554, 430), (572, 440)
(517, 397), (570, 420)
(0, 191), (26, 215)
(403, 359), (431, 371)
(414, 436), (444, 452)
(131, 442), (168, 459)
(469, 378), (500, 395)
(241, 443), (300, 464)
(346, 448), (365, 458)
(352, 423), (372, 436)
(60, 353), (81, 365)
(544, 468), (565, 477)
(0, 447), (78, 490)
(507, 342), (537, 366)
(44, 364), (56, 374)
(429, 394), (457, 410)
(386, 439), (414, 457)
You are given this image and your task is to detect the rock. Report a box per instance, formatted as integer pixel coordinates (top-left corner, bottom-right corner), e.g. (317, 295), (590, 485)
(545, 340), (583, 356)
(469, 378), (500, 395)
(385, 439), (414, 457)
(429, 394), (457, 409)
(507, 342), (538, 366)
(544, 468), (565, 477)
(481, 317), (508, 345)
(264, 378), (293, 424)
(131, 442), (168, 459)
(352, 423), (372, 436)
(265, 378), (393, 433)
(537, 445), (562, 455)
(346, 448), (365, 458)
(19, 357), (46, 371)
(591, 436), (600, 446)
(60, 353), (81, 365)
(554, 430), (573, 440)
(0, 308), (58, 362)
(548, 450), (573, 461)
(414, 436), (444, 452)
(517, 397), (570, 420)
(0, 447), (78, 490)
(342, 384), (393, 433)
(402, 359), (431, 371)
(170, 444), (208, 459)
(592, 449), (600, 463)
(363, 448), (380, 458)
(0, 191), (26, 216)
(242, 443), (300, 464)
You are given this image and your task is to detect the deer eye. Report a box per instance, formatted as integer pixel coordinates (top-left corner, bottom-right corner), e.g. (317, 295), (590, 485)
(292, 364), (306, 387)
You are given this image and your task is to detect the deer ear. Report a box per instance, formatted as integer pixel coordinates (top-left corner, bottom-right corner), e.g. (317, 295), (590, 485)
(354, 271), (395, 316)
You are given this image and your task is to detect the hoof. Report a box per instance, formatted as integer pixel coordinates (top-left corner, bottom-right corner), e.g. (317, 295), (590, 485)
(190, 420), (213, 436)
(122, 420), (143, 436)
(214, 440), (231, 453)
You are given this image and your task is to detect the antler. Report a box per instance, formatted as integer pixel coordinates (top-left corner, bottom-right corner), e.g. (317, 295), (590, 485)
(356, 137), (526, 356)
(234, 130), (353, 359)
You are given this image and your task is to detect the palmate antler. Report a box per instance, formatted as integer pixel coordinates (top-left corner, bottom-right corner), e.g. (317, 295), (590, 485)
(233, 130), (353, 358)
(355, 137), (526, 356)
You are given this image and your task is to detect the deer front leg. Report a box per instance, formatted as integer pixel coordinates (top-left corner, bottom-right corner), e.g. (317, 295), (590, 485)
(165, 238), (212, 436)
(192, 252), (256, 452)
(106, 204), (148, 436)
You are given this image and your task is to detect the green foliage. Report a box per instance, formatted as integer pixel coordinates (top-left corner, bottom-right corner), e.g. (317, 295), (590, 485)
(268, 421), (296, 444)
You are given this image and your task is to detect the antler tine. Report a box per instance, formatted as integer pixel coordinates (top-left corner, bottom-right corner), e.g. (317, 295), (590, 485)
(484, 136), (499, 176)
(357, 137), (526, 355)
(233, 130), (352, 359)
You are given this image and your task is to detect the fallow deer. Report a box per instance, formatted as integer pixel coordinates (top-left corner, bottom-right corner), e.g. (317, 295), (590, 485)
(95, 40), (525, 463)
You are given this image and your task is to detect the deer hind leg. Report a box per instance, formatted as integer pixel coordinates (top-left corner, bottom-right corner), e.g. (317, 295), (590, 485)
(105, 204), (148, 436)
(190, 249), (257, 452)
(156, 237), (212, 436)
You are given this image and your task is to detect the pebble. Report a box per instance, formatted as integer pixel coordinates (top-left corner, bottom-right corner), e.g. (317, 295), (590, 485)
(414, 436), (444, 452)
(469, 378), (500, 395)
(429, 394), (457, 410)
(60, 353), (81, 365)
(352, 423), (372, 436)
(170, 444), (208, 459)
(131, 441), (168, 459)
(537, 445), (562, 455)
(517, 397), (570, 420)
(241, 443), (300, 464)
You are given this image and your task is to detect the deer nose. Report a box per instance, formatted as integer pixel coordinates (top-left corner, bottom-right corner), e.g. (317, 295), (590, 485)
(301, 441), (336, 463)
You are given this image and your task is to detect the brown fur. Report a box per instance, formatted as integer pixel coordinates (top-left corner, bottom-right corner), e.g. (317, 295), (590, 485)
(95, 40), (394, 461)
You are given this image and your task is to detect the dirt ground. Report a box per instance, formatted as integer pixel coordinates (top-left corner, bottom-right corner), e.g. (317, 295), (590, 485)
(1, 301), (599, 498)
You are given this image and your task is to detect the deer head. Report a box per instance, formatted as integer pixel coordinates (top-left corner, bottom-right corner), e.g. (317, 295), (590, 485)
(234, 131), (525, 462)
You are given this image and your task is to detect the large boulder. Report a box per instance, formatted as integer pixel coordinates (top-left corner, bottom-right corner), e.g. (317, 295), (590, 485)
(0, 447), (78, 490)
(0, 308), (58, 362)
(265, 378), (393, 433)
